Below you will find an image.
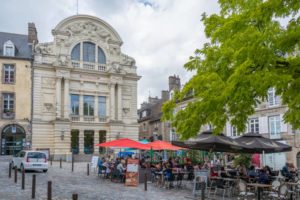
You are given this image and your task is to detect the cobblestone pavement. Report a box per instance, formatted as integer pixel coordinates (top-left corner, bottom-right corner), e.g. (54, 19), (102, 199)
(0, 157), (196, 200)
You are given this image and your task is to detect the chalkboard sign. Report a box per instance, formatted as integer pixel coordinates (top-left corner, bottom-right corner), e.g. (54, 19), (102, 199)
(91, 156), (99, 170)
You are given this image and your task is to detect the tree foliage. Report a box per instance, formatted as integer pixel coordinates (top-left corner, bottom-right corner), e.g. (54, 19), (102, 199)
(162, 0), (300, 140)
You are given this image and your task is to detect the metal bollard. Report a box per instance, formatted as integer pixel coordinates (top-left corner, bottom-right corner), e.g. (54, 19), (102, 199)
(72, 153), (74, 172)
(9, 163), (11, 178)
(144, 173), (147, 191)
(14, 167), (17, 183)
(87, 163), (89, 176)
(50, 156), (52, 166)
(47, 181), (52, 200)
(72, 193), (78, 200)
(22, 169), (25, 190)
(32, 175), (36, 199)
(60, 158), (62, 168)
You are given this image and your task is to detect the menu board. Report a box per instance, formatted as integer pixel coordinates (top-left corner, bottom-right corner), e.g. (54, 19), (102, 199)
(125, 159), (139, 187)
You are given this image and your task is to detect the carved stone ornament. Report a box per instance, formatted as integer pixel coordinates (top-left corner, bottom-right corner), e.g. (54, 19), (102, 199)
(121, 54), (135, 66)
(35, 43), (53, 54)
(57, 55), (69, 66)
(64, 21), (112, 40)
(44, 103), (53, 112)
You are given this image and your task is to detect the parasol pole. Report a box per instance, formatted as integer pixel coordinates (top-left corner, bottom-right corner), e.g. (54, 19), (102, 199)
(262, 150), (265, 167)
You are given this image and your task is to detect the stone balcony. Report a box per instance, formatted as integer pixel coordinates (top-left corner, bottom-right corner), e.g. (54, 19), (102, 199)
(70, 114), (108, 123)
(71, 61), (106, 72)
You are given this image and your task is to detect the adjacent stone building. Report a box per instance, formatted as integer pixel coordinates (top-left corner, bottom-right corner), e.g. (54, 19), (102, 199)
(32, 15), (140, 159)
(138, 75), (180, 141)
(0, 23), (38, 155)
(224, 90), (299, 170)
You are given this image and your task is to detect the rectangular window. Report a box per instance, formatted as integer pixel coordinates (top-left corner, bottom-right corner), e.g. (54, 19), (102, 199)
(70, 94), (79, 115)
(2, 93), (14, 119)
(249, 118), (259, 133)
(231, 126), (237, 137)
(4, 46), (14, 56)
(83, 95), (94, 116)
(83, 42), (95, 62)
(98, 96), (106, 117)
(268, 88), (279, 107)
(3, 64), (15, 84)
(269, 115), (281, 138)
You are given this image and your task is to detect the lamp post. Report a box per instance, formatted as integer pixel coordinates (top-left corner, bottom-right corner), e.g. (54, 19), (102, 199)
(12, 124), (16, 156)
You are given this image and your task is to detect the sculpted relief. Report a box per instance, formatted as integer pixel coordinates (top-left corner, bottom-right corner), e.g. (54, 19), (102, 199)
(35, 43), (53, 55)
(64, 21), (112, 41)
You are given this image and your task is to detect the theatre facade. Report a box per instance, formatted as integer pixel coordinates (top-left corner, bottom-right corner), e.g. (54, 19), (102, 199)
(32, 15), (140, 159)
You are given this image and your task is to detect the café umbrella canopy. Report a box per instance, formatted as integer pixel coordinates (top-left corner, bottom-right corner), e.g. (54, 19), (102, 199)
(234, 132), (292, 153)
(95, 138), (150, 150)
(148, 140), (184, 151)
(172, 130), (243, 153)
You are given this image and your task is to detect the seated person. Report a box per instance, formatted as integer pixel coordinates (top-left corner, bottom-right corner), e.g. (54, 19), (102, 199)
(265, 165), (275, 176)
(210, 167), (218, 177)
(117, 159), (126, 174)
(258, 169), (269, 184)
(248, 165), (258, 178)
(220, 166), (230, 178)
(282, 162), (293, 180)
(238, 164), (247, 176)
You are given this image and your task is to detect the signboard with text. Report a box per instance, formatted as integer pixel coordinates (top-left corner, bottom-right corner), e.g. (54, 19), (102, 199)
(125, 159), (139, 187)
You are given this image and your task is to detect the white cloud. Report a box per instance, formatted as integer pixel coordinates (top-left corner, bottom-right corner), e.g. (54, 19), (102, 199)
(0, 0), (219, 107)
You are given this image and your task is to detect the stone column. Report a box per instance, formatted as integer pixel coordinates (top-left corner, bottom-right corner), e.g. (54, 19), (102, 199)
(56, 77), (62, 118)
(79, 95), (83, 121)
(64, 78), (70, 119)
(94, 130), (99, 154)
(117, 84), (122, 121)
(110, 83), (115, 120)
(94, 96), (98, 122)
(79, 129), (84, 154)
(106, 95), (110, 121)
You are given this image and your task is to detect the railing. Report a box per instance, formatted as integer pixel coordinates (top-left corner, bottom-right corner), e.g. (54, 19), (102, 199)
(2, 112), (15, 119)
(71, 61), (80, 68)
(98, 116), (107, 122)
(70, 115), (80, 121)
(98, 64), (106, 71)
(83, 62), (95, 70)
(83, 116), (95, 122)
(70, 115), (108, 123)
(71, 60), (106, 72)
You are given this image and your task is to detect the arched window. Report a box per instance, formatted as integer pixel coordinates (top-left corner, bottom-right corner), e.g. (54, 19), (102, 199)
(71, 43), (80, 61)
(98, 47), (106, 64)
(71, 42), (106, 65)
(3, 40), (15, 57)
(83, 42), (95, 62)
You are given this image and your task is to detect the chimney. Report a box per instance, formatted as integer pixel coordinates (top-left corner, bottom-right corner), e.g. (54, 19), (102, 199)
(28, 23), (38, 44)
(169, 75), (181, 91)
(161, 90), (169, 101)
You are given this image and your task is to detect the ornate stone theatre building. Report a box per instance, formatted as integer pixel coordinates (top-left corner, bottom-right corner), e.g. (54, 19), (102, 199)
(32, 15), (140, 158)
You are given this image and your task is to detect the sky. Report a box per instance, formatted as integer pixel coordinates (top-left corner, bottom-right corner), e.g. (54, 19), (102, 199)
(0, 0), (220, 107)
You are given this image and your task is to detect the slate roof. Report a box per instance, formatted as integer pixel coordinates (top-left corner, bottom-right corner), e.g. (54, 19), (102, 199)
(0, 32), (32, 60)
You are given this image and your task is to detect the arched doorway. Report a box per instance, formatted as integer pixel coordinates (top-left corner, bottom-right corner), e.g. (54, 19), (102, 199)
(1, 124), (26, 155)
(297, 152), (300, 169)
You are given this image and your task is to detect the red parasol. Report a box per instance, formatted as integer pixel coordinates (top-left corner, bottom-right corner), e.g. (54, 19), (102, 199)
(148, 140), (184, 151)
(95, 138), (150, 150)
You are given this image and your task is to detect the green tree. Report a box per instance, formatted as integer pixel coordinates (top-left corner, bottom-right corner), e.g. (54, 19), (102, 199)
(163, 0), (300, 139)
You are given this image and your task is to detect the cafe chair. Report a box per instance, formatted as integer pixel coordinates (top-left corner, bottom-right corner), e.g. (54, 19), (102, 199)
(267, 183), (290, 200)
(263, 180), (281, 197)
(237, 179), (255, 200)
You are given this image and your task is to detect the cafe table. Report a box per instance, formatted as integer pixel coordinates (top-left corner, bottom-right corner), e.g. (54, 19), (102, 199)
(246, 183), (272, 200)
(285, 182), (298, 200)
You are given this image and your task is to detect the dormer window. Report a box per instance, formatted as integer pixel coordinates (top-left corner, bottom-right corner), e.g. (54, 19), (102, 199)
(3, 40), (15, 57)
